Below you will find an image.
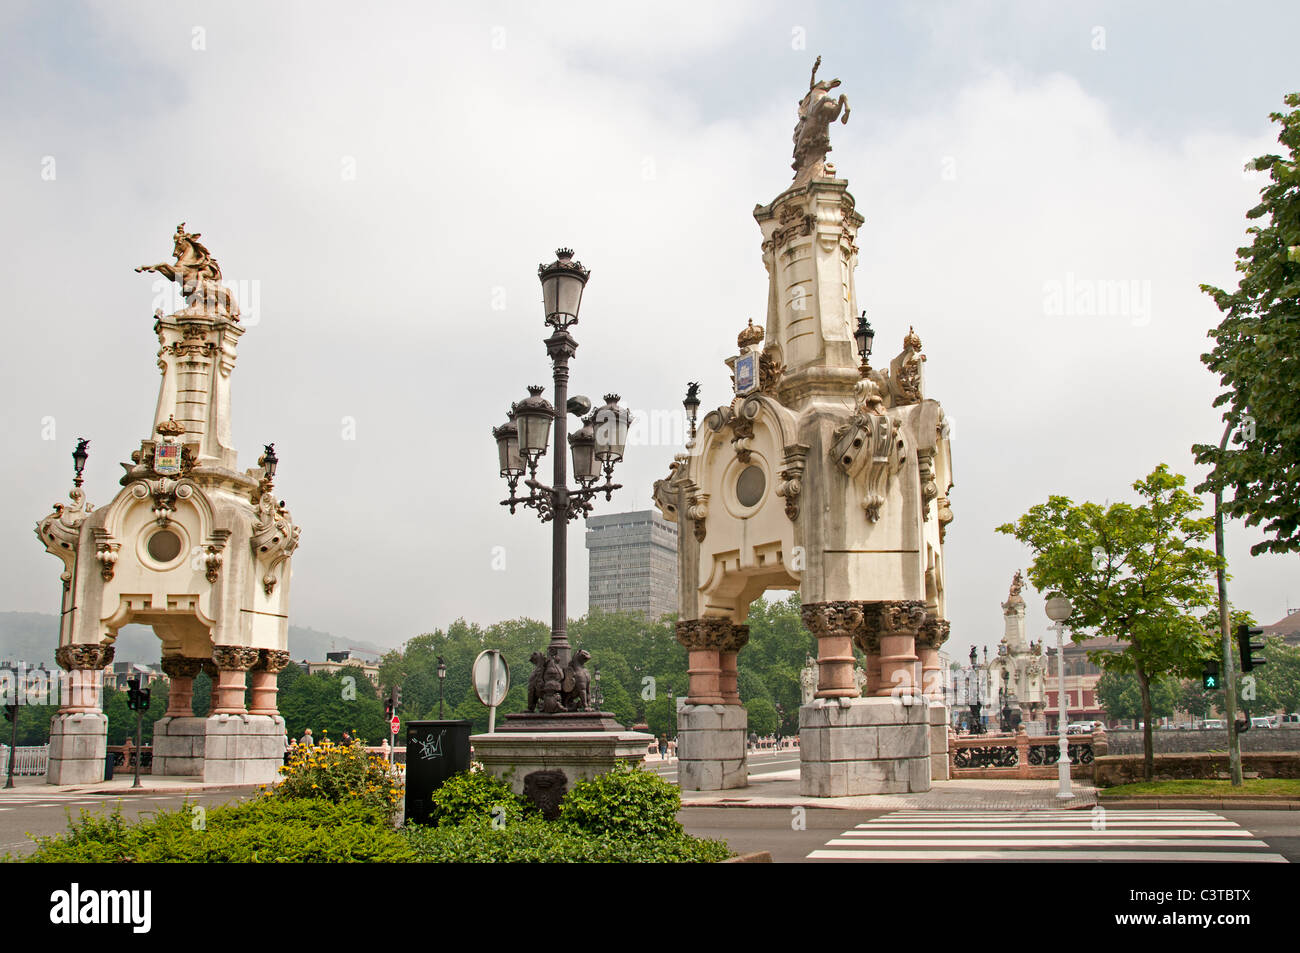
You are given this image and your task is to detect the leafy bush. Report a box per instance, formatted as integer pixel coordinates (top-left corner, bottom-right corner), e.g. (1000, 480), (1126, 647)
(402, 815), (730, 863)
(558, 763), (682, 839)
(425, 769), (526, 827)
(272, 738), (403, 819)
(15, 798), (416, 863)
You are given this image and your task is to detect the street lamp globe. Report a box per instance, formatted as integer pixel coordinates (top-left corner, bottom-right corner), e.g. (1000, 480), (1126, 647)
(513, 386), (556, 458)
(492, 413), (524, 477)
(1045, 594), (1073, 623)
(538, 248), (590, 328)
(593, 394), (631, 463)
(568, 419), (598, 484)
(853, 311), (875, 366)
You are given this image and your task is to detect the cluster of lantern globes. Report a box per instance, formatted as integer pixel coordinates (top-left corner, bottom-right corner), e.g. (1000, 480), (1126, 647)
(490, 247), (634, 521)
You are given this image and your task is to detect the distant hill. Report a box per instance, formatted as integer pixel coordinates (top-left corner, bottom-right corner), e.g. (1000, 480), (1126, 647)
(0, 611), (389, 666)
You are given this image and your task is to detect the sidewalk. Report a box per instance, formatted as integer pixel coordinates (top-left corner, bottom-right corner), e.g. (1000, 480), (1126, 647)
(0, 774), (262, 797)
(679, 768), (1100, 811)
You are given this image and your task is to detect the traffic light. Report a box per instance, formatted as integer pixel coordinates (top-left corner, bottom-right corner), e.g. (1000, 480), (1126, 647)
(126, 677), (141, 711)
(3, 704), (16, 723)
(1201, 660), (1220, 690)
(394, 686), (402, 711)
(1237, 624), (1267, 673)
(384, 696), (394, 718)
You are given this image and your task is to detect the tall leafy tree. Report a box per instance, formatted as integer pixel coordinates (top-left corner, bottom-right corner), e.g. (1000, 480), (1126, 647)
(1194, 93), (1300, 555)
(997, 465), (1221, 780)
(1095, 670), (1177, 725)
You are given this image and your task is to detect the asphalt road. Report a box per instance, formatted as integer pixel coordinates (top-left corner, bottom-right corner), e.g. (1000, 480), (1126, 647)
(677, 806), (1300, 863)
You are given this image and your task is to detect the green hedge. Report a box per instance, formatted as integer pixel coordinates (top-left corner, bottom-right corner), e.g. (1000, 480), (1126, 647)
(11, 765), (731, 864)
(15, 798), (416, 863)
(402, 816), (730, 863)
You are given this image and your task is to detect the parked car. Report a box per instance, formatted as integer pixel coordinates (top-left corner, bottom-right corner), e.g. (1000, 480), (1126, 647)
(1066, 722), (1095, 734)
(1201, 719), (1225, 730)
(1282, 713), (1300, 724)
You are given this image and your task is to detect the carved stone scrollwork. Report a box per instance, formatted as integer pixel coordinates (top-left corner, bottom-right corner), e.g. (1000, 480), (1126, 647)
(211, 645), (261, 672)
(832, 387), (901, 522)
(159, 656), (204, 679)
(251, 492), (300, 596)
(775, 444), (809, 522)
(523, 769), (568, 821)
(861, 600), (928, 642)
(35, 486), (94, 569)
(675, 618), (749, 653)
(95, 541), (121, 581)
(758, 348), (785, 396)
(204, 545), (223, 583)
(56, 643), (115, 671)
(801, 601), (865, 640)
(937, 494), (954, 541)
(918, 448), (938, 521)
(252, 649), (292, 674)
(729, 401), (758, 463)
(686, 490), (709, 543)
(918, 615), (951, 650)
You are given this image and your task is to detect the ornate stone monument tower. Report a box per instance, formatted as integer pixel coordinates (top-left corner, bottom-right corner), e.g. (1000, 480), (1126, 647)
(34, 225), (300, 784)
(653, 60), (955, 795)
(986, 571), (1048, 726)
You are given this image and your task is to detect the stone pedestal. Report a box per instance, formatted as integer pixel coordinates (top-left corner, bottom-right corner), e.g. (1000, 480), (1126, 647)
(929, 701), (950, 781)
(799, 696), (931, 796)
(471, 731), (653, 800)
(676, 703), (748, 791)
(47, 712), (108, 784)
(151, 713), (285, 783)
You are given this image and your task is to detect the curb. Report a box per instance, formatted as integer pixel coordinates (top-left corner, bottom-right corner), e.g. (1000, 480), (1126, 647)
(1098, 797), (1300, 810)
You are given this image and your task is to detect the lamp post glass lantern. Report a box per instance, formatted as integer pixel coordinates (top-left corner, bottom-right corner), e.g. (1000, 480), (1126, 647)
(494, 249), (627, 707)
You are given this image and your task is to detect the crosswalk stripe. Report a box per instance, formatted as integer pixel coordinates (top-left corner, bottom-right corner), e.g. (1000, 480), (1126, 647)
(809, 849), (1288, 862)
(808, 809), (1284, 863)
(824, 838), (1270, 848)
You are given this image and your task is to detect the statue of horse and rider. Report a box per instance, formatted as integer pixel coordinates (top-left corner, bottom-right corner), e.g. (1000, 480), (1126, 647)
(792, 56), (851, 182)
(136, 223), (240, 318)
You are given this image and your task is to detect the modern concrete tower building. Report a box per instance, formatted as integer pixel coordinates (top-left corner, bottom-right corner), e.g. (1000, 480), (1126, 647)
(584, 510), (678, 619)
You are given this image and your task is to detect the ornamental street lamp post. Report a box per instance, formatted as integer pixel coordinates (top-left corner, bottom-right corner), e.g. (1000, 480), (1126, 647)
(1045, 594), (1074, 800)
(437, 655), (446, 720)
(494, 249), (629, 678)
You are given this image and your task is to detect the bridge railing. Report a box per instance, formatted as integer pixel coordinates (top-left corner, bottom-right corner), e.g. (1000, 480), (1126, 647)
(0, 744), (50, 777)
(949, 727), (1103, 779)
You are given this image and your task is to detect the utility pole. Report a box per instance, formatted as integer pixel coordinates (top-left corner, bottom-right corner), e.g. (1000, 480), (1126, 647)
(1213, 420), (1243, 786)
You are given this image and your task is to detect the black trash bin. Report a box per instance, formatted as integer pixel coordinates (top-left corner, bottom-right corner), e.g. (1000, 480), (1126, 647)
(104, 749), (114, 781)
(403, 720), (472, 826)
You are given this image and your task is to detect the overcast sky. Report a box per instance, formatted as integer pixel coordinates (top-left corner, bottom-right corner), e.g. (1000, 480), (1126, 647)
(2, 1), (1297, 659)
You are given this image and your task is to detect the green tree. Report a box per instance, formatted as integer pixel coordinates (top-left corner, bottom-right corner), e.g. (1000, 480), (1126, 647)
(998, 464), (1221, 780)
(744, 697), (778, 736)
(1095, 670), (1177, 724)
(1177, 679), (1219, 721)
(1254, 637), (1300, 715)
(1193, 93), (1300, 556)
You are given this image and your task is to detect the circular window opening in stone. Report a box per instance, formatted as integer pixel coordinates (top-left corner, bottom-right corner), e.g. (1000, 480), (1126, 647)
(147, 529), (182, 563)
(736, 465), (766, 507)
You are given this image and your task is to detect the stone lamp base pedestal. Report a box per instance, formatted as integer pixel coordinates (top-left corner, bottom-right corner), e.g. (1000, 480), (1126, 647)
(47, 712), (109, 785)
(799, 696), (932, 796)
(471, 730), (653, 815)
(153, 713), (286, 784)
